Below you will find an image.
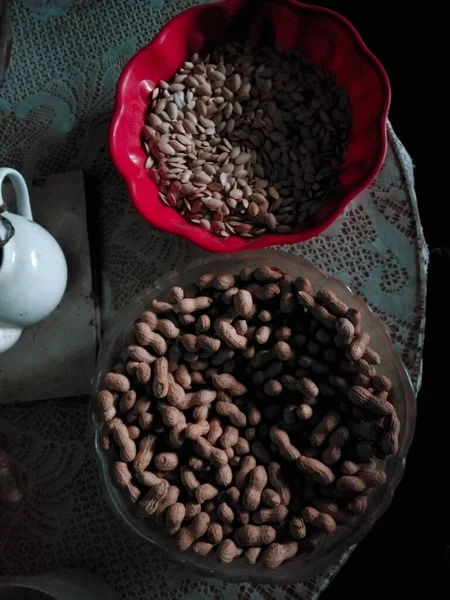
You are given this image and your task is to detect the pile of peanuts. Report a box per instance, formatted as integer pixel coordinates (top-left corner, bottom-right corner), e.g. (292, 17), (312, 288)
(98, 265), (400, 569)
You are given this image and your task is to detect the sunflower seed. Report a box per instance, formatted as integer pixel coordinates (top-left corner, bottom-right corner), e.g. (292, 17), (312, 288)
(203, 197), (223, 209)
(158, 141), (176, 155)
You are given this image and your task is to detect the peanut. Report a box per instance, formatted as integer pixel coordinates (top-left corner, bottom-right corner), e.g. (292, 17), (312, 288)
(264, 379), (283, 396)
(244, 547), (262, 565)
(127, 345), (156, 365)
(268, 462), (291, 506)
(139, 310), (158, 328)
(177, 296), (213, 314)
(217, 539), (243, 563)
(262, 541), (298, 568)
(135, 470), (162, 488)
(194, 437), (228, 467)
(243, 465), (268, 511)
(195, 483), (218, 503)
(216, 464), (233, 487)
(297, 290), (315, 310)
(257, 309), (274, 322)
(138, 480), (169, 515)
(134, 322), (167, 355)
(216, 401), (247, 427)
(135, 362), (151, 384)
(159, 404), (185, 429)
(302, 506), (336, 533)
(247, 282), (280, 301)
(261, 489), (281, 508)
(212, 273), (235, 291)
(346, 308), (362, 335)
(219, 425), (239, 449)
(297, 404), (313, 420)
(253, 266), (283, 282)
(113, 461), (140, 503)
(195, 313), (211, 334)
(233, 289), (254, 318)
(381, 412), (400, 456)
(155, 319), (180, 339)
(270, 426), (300, 461)
(340, 359), (376, 377)
(347, 494), (368, 515)
(185, 502), (202, 521)
(309, 410), (341, 447)
(252, 504), (288, 524)
(255, 325), (272, 344)
(188, 457), (208, 471)
(372, 374), (393, 392)
(104, 372), (130, 393)
(289, 517), (306, 540)
(180, 466), (200, 492)
(363, 347), (381, 365)
(211, 347), (235, 366)
(217, 502), (235, 524)
(358, 468), (387, 487)
(151, 299), (174, 314)
(186, 420), (210, 440)
(176, 512), (210, 551)
(113, 423), (137, 462)
(294, 275), (312, 294)
(206, 418), (223, 446)
(212, 373), (247, 396)
(236, 455), (257, 490)
(133, 435), (157, 473)
(296, 456), (335, 485)
(192, 541), (214, 556)
(153, 357), (169, 399)
(346, 331), (370, 361)
(119, 389), (136, 412)
(316, 289), (348, 316)
(97, 390), (117, 422)
(207, 522), (224, 544)
(154, 452), (178, 472)
(126, 396), (151, 423)
(234, 437), (250, 456)
(235, 524), (276, 546)
(321, 426), (349, 465)
(336, 476), (367, 493)
(154, 485), (180, 516)
(348, 386), (393, 416)
(127, 426), (140, 441)
(167, 423), (186, 448)
(215, 320), (248, 350)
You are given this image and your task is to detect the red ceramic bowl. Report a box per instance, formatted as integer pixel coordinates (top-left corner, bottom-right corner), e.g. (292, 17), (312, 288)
(110, 0), (390, 253)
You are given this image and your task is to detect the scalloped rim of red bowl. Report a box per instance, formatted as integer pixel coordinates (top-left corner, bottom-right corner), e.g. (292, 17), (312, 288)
(110, 0), (391, 253)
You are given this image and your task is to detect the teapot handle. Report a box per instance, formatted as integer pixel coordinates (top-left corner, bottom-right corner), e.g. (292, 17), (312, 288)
(0, 167), (33, 221)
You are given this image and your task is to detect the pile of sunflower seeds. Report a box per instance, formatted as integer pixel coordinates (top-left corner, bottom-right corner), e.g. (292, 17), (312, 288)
(143, 41), (351, 238)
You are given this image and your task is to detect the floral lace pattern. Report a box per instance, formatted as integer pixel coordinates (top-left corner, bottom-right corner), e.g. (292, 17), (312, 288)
(0, 0), (427, 598)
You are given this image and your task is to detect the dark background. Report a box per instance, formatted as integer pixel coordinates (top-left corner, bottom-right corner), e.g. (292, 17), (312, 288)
(314, 3), (448, 598)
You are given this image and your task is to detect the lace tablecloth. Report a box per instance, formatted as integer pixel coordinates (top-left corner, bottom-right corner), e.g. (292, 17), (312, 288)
(0, 1), (427, 599)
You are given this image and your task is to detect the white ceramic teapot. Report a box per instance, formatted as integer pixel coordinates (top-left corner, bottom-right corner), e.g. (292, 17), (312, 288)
(0, 167), (68, 353)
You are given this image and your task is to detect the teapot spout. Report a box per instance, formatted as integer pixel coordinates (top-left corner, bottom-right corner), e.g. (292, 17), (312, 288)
(0, 325), (23, 353)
